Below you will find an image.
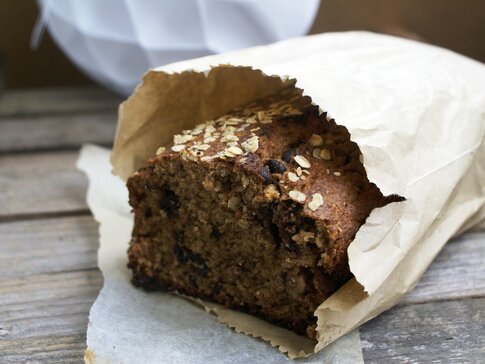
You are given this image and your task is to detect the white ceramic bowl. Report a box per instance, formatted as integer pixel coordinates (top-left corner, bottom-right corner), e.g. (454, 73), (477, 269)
(38, 0), (320, 95)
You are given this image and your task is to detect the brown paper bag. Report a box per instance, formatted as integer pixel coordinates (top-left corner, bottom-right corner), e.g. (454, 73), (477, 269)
(84, 31), (485, 360)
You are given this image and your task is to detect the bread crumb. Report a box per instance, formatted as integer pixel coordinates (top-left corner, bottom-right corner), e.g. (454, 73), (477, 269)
(264, 185), (280, 199)
(227, 196), (240, 210)
(241, 174), (250, 187)
(292, 230), (315, 243)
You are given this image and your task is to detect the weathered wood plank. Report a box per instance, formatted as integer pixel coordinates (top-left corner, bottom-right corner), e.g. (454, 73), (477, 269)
(0, 335), (87, 364)
(0, 270), (102, 363)
(402, 231), (485, 304)
(0, 270), (102, 338)
(0, 151), (88, 216)
(0, 87), (122, 118)
(361, 297), (485, 363)
(0, 112), (117, 153)
(0, 216), (99, 278)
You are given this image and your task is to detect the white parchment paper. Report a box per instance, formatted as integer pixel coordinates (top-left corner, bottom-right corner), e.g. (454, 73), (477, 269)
(80, 31), (485, 361)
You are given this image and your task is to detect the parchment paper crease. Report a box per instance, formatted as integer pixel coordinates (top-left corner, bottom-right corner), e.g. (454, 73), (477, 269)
(79, 31), (485, 362)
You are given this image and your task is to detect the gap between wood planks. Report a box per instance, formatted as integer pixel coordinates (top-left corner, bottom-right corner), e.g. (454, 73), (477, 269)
(0, 87), (120, 154)
(0, 87), (123, 118)
(0, 112), (117, 154)
(0, 209), (91, 224)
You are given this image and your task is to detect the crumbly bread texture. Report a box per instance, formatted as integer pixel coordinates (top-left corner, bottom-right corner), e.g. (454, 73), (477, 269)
(127, 87), (397, 338)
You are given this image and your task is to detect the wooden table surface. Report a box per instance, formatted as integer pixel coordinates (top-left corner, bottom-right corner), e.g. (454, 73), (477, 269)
(0, 88), (484, 363)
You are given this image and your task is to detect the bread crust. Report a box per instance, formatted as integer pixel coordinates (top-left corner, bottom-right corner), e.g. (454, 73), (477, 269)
(127, 87), (395, 338)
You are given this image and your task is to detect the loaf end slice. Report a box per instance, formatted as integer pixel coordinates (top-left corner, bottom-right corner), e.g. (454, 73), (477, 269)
(127, 87), (396, 338)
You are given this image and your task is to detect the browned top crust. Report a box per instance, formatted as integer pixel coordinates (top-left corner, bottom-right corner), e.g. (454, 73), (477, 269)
(149, 86), (391, 276)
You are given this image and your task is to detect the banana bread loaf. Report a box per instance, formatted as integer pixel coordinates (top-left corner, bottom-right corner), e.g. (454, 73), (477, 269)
(126, 86), (396, 338)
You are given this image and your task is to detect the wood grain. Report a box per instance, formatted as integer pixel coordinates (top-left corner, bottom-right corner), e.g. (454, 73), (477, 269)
(0, 216), (99, 278)
(0, 270), (102, 338)
(0, 270), (102, 363)
(0, 111), (117, 153)
(0, 151), (88, 217)
(361, 297), (485, 363)
(0, 88), (122, 118)
(0, 335), (88, 364)
(402, 231), (485, 304)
